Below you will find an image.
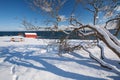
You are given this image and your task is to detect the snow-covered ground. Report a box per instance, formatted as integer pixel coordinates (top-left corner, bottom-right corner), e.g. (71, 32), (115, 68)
(0, 36), (120, 80)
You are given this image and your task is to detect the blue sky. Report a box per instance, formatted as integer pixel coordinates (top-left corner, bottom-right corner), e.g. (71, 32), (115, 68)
(0, 0), (93, 31)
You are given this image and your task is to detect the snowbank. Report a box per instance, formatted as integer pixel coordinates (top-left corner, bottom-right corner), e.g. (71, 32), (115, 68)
(0, 36), (119, 80)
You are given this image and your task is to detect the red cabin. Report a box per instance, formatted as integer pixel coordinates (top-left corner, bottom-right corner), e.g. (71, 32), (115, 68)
(25, 33), (37, 38)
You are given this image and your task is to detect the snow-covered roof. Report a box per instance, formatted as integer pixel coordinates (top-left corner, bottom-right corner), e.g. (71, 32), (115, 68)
(25, 33), (37, 35)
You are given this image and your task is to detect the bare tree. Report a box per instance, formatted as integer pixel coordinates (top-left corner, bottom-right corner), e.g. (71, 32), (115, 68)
(58, 17), (120, 73)
(27, 0), (120, 74)
(80, 0), (102, 25)
(79, 0), (119, 25)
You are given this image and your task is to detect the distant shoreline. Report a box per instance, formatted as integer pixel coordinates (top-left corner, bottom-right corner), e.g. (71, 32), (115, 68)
(0, 30), (120, 39)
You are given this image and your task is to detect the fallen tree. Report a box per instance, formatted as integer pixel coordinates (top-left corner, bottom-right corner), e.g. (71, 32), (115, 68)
(27, 0), (120, 74)
(57, 17), (120, 73)
(59, 17), (120, 56)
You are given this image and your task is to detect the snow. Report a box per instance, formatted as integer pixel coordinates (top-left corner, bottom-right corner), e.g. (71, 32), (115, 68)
(25, 33), (37, 35)
(0, 36), (120, 80)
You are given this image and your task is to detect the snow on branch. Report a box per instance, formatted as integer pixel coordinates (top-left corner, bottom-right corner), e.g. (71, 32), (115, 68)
(97, 39), (105, 60)
(105, 17), (120, 28)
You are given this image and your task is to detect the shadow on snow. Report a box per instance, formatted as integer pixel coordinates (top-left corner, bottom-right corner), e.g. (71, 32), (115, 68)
(0, 45), (119, 80)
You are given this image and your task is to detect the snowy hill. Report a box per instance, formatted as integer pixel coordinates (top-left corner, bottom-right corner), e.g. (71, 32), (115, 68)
(0, 36), (120, 80)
